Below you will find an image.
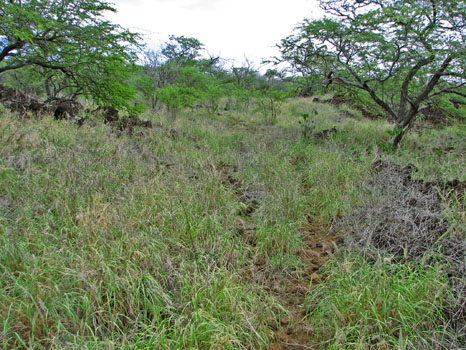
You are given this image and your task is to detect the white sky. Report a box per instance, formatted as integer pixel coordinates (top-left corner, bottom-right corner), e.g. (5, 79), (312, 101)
(106, 0), (323, 69)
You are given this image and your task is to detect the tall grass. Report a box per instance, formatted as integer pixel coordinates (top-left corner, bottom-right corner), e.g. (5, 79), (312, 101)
(0, 112), (271, 349)
(0, 97), (463, 349)
(306, 255), (453, 350)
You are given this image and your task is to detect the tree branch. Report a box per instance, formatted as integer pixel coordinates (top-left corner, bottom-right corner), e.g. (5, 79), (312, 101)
(398, 55), (435, 118)
(414, 55), (453, 105)
(396, 55), (455, 130)
(0, 62), (29, 73)
(0, 58), (71, 75)
(362, 81), (398, 120)
(428, 83), (466, 98)
(338, 62), (399, 120)
(0, 40), (26, 62)
(331, 70), (398, 120)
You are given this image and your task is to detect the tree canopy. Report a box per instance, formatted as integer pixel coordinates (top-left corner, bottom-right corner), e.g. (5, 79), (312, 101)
(0, 0), (142, 112)
(278, 0), (466, 147)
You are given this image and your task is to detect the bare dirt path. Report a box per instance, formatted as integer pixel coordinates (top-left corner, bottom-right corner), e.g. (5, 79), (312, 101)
(268, 227), (342, 350)
(217, 160), (342, 349)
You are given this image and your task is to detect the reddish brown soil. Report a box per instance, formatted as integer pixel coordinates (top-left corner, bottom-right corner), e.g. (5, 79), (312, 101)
(268, 227), (342, 350)
(218, 162), (343, 349)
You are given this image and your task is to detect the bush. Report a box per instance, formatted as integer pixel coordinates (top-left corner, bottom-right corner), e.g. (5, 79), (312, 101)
(254, 87), (290, 124)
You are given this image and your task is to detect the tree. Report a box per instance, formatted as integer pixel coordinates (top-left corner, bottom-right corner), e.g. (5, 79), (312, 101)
(254, 86), (291, 124)
(231, 58), (258, 89)
(225, 58), (259, 111)
(138, 35), (206, 109)
(157, 64), (227, 117)
(0, 0), (142, 112)
(161, 35), (204, 63)
(278, 0), (466, 148)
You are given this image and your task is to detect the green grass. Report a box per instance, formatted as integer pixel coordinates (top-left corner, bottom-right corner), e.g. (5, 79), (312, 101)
(305, 255), (453, 350)
(394, 120), (466, 181)
(0, 98), (464, 349)
(0, 112), (272, 349)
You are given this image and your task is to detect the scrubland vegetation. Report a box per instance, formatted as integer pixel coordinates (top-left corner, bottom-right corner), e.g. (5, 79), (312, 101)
(1, 98), (464, 349)
(1, 0), (465, 349)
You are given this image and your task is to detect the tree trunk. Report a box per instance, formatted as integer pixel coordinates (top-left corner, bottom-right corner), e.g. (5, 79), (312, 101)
(391, 103), (420, 150)
(391, 129), (406, 150)
(44, 80), (53, 99)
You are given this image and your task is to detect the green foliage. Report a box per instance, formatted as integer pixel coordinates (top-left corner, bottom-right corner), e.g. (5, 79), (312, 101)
(139, 39), (295, 118)
(139, 36), (231, 114)
(201, 77), (225, 116)
(0, 0), (142, 113)
(338, 86), (384, 116)
(0, 65), (45, 96)
(131, 66), (160, 109)
(157, 65), (227, 116)
(89, 58), (145, 115)
(227, 85), (253, 111)
(158, 83), (200, 113)
(430, 94), (466, 119)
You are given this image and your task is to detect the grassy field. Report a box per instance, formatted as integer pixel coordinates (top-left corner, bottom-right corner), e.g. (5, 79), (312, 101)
(0, 98), (464, 349)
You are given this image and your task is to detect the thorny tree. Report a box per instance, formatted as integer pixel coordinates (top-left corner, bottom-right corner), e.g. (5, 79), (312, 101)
(278, 0), (466, 148)
(0, 0), (141, 112)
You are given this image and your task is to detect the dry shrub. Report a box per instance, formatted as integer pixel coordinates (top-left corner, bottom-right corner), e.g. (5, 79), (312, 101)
(332, 159), (466, 342)
(334, 160), (464, 268)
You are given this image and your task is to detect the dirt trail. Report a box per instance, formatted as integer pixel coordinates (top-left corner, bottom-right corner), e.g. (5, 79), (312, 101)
(217, 163), (342, 349)
(268, 228), (342, 350)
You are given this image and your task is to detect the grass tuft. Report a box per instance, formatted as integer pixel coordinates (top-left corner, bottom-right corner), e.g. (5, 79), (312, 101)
(306, 255), (454, 350)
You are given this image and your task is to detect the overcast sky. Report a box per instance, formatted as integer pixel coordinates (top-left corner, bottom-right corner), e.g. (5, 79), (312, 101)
(106, 0), (323, 68)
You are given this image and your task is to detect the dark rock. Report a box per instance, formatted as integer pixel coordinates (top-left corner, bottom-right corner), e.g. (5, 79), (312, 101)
(54, 105), (75, 120)
(93, 106), (119, 123)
